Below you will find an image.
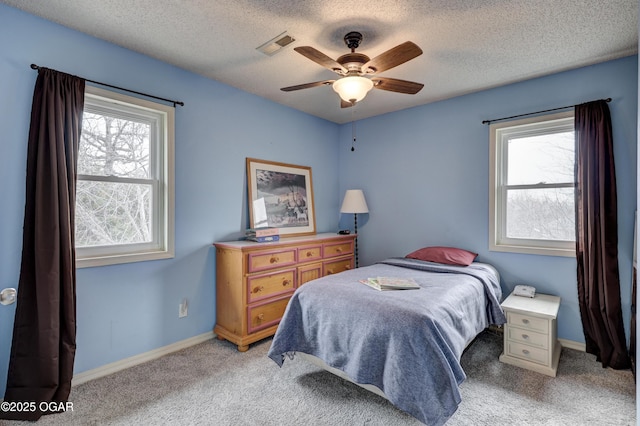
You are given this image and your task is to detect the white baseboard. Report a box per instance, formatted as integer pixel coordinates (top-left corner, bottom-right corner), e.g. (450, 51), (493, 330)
(72, 331), (215, 386)
(559, 338), (586, 352)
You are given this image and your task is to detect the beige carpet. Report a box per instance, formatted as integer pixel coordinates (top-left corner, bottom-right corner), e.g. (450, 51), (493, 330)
(2, 331), (635, 425)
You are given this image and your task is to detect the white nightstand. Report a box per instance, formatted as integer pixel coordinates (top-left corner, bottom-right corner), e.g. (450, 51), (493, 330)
(499, 292), (561, 377)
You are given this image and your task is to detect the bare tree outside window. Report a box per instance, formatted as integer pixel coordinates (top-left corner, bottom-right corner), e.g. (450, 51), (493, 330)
(505, 131), (575, 241)
(76, 111), (154, 247)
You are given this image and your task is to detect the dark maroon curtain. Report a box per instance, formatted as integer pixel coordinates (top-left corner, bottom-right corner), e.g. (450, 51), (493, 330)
(574, 100), (630, 370)
(1, 68), (84, 420)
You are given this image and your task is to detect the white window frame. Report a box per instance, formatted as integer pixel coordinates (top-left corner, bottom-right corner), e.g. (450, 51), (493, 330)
(489, 111), (575, 257)
(76, 86), (175, 268)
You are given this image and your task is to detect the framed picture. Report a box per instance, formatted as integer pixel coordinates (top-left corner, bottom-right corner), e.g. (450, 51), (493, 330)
(246, 158), (316, 237)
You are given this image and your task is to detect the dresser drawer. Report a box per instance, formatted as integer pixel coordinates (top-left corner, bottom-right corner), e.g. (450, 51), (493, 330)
(323, 241), (354, 258)
(247, 269), (296, 303)
(248, 248), (296, 273)
(323, 258), (353, 275)
(298, 245), (322, 263)
(506, 341), (548, 366)
(298, 263), (322, 286)
(507, 312), (549, 334)
(247, 296), (290, 334)
(507, 327), (548, 349)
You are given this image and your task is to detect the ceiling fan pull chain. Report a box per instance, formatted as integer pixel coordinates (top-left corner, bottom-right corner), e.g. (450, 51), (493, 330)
(351, 108), (356, 151)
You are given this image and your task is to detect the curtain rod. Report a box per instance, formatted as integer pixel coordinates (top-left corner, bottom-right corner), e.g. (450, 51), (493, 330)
(30, 64), (184, 107)
(482, 97), (611, 125)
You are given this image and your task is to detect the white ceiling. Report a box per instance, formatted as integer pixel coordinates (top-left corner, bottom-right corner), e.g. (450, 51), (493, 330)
(3, 0), (638, 124)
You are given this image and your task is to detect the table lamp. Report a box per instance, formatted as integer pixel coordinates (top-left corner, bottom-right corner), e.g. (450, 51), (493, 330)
(340, 189), (369, 268)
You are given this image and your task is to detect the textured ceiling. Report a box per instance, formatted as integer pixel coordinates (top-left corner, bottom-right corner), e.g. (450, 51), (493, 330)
(2, 0), (637, 124)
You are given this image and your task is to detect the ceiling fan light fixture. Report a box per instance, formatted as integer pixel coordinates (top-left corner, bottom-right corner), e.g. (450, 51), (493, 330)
(332, 76), (374, 103)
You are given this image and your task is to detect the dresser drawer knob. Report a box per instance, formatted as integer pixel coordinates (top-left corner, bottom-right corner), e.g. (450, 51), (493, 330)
(522, 319), (530, 324)
(336, 248), (342, 253)
(522, 349), (530, 355)
(282, 279), (290, 287)
(522, 334), (529, 340)
(306, 251), (313, 257)
(270, 257), (279, 264)
(326, 269), (334, 275)
(257, 313), (264, 321)
(252, 286), (264, 294)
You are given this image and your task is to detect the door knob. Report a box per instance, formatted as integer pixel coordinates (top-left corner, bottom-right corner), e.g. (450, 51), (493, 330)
(0, 288), (17, 305)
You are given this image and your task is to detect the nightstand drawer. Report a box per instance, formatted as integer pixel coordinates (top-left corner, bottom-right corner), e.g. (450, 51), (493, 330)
(507, 312), (549, 334)
(506, 341), (548, 365)
(507, 327), (548, 349)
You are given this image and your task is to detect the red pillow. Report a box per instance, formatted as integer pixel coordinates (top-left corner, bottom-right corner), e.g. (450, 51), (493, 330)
(405, 246), (478, 266)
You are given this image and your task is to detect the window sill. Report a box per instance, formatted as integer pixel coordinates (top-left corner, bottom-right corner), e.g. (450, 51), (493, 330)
(490, 243), (575, 258)
(76, 250), (174, 268)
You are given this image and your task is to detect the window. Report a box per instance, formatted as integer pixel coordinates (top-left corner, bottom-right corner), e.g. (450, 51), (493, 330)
(489, 111), (575, 257)
(76, 86), (174, 267)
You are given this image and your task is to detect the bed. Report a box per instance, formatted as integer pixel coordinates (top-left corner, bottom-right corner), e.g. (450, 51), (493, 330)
(267, 254), (506, 425)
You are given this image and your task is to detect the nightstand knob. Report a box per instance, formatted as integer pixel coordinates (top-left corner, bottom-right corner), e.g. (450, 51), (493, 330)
(522, 319), (530, 324)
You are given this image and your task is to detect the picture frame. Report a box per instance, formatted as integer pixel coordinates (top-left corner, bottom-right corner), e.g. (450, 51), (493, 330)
(246, 158), (316, 237)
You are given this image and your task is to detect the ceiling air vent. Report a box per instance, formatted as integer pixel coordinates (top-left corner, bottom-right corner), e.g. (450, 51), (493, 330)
(256, 31), (295, 56)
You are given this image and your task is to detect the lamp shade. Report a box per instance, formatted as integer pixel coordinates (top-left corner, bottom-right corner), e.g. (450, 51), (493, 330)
(332, 76), (374, 104)
(340, 189), (369, 214)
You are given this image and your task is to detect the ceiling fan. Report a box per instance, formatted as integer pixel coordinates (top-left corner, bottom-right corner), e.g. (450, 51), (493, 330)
(281, 31), (424, 108)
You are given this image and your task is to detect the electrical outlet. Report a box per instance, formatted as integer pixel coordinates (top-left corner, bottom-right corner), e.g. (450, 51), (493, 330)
(179, 298), (188, 318)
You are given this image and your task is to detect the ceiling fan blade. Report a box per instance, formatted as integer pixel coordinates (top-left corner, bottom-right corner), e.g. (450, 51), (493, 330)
(372, 77), (424, 94)
(281, 80), (335, 92)
(294, 46), (348, 75)
(362, 41), (423, 74)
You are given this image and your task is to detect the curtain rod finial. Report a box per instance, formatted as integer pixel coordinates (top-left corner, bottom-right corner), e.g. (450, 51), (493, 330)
(30, 64), (39, 70)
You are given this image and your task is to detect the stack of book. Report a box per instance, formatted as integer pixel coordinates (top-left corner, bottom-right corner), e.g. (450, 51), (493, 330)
(360, 277), (420, 291)
(245, 227), (280, 242)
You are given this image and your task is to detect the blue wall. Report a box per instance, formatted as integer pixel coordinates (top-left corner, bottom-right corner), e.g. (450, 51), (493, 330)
(0, 4), (637, 398)
(0, 5), (339, 396)
(338, 55), (638, 344)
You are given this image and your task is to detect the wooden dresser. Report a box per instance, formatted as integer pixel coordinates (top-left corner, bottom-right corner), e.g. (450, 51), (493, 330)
(213, 233), (356, 351)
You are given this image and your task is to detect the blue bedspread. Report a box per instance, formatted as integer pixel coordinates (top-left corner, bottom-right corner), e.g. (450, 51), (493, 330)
(267, 258), (506, 425)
